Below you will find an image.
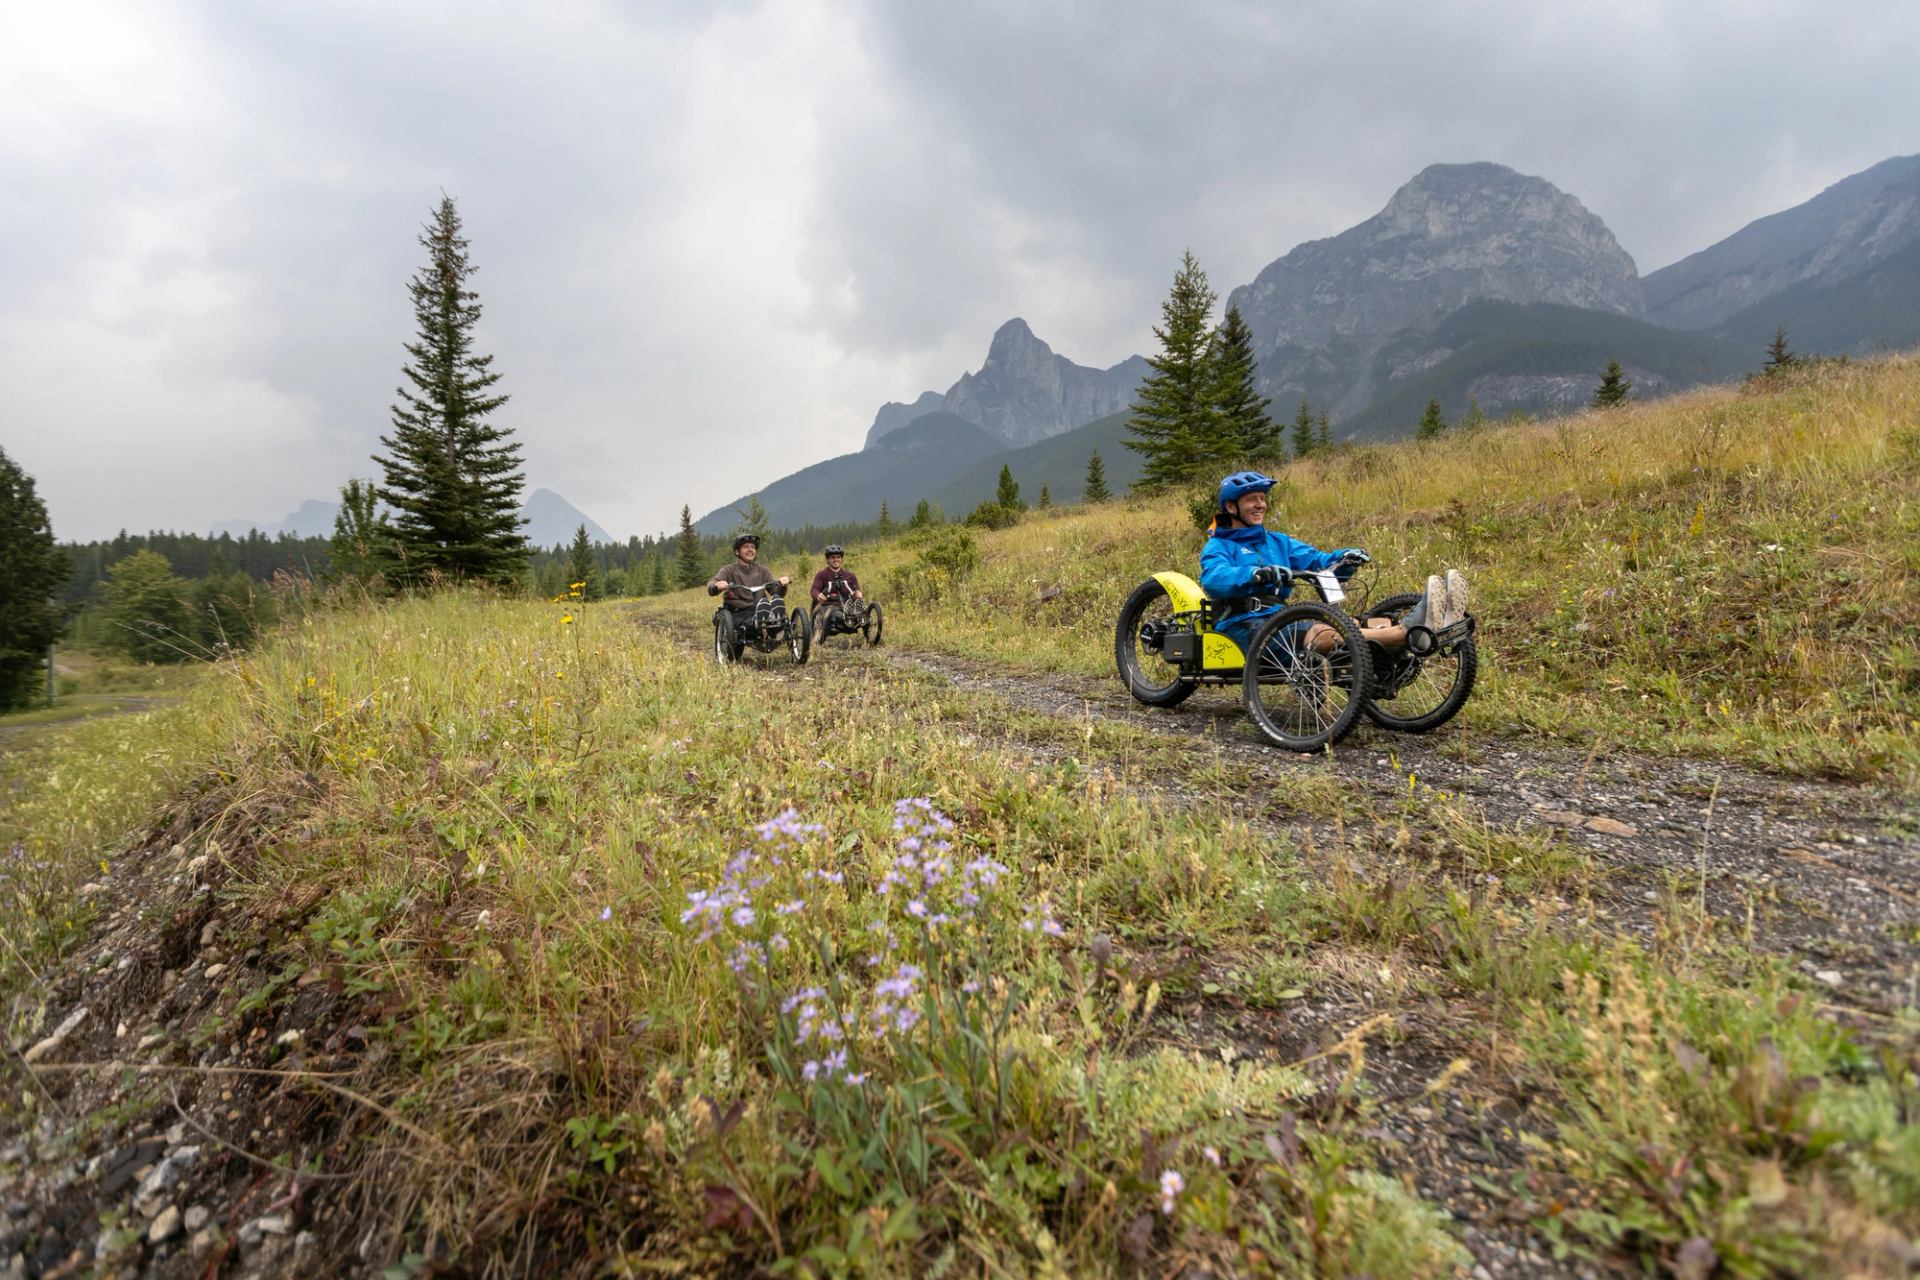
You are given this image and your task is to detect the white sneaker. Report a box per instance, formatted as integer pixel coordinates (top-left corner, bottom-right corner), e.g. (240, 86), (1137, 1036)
(1419, 574), (1448, 630)
(1444, 569), (1471, 629)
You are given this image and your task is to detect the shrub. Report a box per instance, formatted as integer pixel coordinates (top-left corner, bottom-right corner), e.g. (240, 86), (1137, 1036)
(887, 527), (979, 602)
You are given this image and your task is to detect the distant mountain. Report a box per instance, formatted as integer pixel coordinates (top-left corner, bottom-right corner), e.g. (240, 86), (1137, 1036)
(520, 489), (612, 548)
(1712, 235), (1920, 356)
(1645, 154), (1920, 332)
(696, 412), (1003, 535)
(212, 487), (611, 547)
(863, 319), (1149, 450)
(927, 410), (1144, 515)
(1227, 162), (1644, 418)
(1331, 301), (1752, 441)
(211, 499), (342, 540)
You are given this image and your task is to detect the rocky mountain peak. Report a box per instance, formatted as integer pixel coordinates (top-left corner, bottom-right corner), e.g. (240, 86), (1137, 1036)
(864, 320), (1147, 450)
(1228, 162), (1643, 361)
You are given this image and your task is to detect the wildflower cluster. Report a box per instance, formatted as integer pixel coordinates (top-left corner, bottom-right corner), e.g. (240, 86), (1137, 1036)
(677, 799), (1060, 1092)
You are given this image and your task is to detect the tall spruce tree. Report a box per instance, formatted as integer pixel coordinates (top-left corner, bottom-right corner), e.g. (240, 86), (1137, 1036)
(877, 499), (894, 535)
(373, 195), (529, 585)
(0, 446), (67, 709)
(995, 464), (1023, 511)
(1316, 406), (1331, 452)
(675, 505), (705, 588)
(1037, 484), (1051, 509)
(1415, 398), (1449, 441)
(567, 524), (596, 598)
(1461, 395), (1488, 431)
(1125, 251), (1220, 491)
(1290, 399), (1316, 460)
(648, 554), (669, 596)
(732, 495), (771, 541)
(1592, 360), (1632, 408)
(1207, 305), (1277, 463)
(1082, 450), (1110, 503)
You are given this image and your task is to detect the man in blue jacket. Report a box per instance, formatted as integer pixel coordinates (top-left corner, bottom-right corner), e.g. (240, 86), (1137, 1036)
(1200, 471), (1466, 658)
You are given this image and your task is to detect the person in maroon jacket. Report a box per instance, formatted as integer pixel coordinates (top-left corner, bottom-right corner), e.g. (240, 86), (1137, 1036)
(810, 544), (863, 631)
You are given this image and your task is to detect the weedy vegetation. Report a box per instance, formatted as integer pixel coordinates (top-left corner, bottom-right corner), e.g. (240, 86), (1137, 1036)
(3, 357), (1917, 1277)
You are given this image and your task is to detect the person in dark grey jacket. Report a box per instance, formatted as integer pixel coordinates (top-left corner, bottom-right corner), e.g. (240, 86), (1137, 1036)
(708, 534), (790, 614)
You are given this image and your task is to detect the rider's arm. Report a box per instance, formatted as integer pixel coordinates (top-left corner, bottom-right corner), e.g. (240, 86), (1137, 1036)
(846, 571), (862, 597)
(810, 567), (829, 602)
(1199, 537), (1264, 599)
(707, 577), (728, 595)
(1278, 533), (1346, 575)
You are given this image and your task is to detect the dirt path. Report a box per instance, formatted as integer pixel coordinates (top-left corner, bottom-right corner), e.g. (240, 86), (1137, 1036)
(873, 646), (1920, 1015)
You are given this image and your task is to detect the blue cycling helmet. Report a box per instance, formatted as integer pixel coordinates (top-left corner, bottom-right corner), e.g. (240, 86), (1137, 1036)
(1217, 470), (1276, 507)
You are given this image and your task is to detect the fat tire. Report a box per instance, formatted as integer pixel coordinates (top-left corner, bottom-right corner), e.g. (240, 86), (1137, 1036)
(1115, 578), (1197, 708)
(1242, 603), (1372, 752)
(864, 601), (884, 646)
(789, 608), (812, 664)
(713, 612), (736, 665)
(1359, 592), (1477, 733)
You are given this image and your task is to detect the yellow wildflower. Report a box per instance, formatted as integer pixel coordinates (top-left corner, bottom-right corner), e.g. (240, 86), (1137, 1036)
(560, 614), (574, 625)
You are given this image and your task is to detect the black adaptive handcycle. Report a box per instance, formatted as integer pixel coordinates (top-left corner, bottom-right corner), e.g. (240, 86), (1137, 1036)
(1114, 558), (1477, 752)
(714, 582), (811, 665)
(809, 581), (883, 648)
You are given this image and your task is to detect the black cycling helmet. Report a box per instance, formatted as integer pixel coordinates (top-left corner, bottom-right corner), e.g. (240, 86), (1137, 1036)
(731, 533), (760, 552)
(823, 544), (845, 557)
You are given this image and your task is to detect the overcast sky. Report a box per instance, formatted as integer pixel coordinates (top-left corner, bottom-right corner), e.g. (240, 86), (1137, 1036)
(4, 0), (1916, 542)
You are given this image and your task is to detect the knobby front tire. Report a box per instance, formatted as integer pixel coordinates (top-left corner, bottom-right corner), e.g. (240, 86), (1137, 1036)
(1242, 603), (1372, 752)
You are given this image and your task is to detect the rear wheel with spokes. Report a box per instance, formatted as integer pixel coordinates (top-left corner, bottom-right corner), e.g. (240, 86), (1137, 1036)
(1243, 603), (1372, 751)
(1360, 592), (1477, 732)
(1115, 579), (1197, 708)
(863, 601), (884, 646)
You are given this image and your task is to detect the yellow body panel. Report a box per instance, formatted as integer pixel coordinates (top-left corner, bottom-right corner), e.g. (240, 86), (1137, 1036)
(1202, 632), (1247, 670)
(1149, 571), (1247, 670)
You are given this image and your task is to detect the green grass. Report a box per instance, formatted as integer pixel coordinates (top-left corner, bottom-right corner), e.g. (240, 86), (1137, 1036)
(652, 354), (1920, 787)
(6, 358), (1918, 1275)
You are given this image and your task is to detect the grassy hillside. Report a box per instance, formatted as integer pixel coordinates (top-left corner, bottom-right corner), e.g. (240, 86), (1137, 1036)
(4, 357), (1916, 1278)
(1335, 302), (1756, 440)
(663, 353), (1920, 786)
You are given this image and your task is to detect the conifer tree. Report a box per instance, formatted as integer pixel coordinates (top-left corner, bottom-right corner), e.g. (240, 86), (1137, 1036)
(1206, 305), (1277, 463)
(0, 446), (67, 709)
(909, 499), (935, 529)
(1415, 398), (1449, 441)
(675, 505), (705, 588)
(567, 524), (596, 598)
(648, 554), (669, 596)
(1083, 451), (1110, 503)
(325, 478), (391, 586)
(732, 495), (772, 541)
(877, 499), (894, 535)
(1461, 395), (1487, 431)
(372, 195), (529, 585)
(1126, 251), (1220, 490)
(1592, 360), (1632, 408)
(995, 464), (1023, 511)
(1316, 407), (1331, 452)
(1290, 399), (1317, 460)
(1764, 327), (1798, 373)
(1037, 484), (1051, 509)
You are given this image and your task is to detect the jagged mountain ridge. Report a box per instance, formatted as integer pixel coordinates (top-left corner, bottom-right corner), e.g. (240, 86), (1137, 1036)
(862, 318), (1148, 450)
(1227, 162), (1645, 419)
(1644, 153), (1920, 332)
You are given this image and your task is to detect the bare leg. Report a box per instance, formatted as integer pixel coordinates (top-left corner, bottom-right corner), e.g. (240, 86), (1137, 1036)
(1305, 621), (1407, 652)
